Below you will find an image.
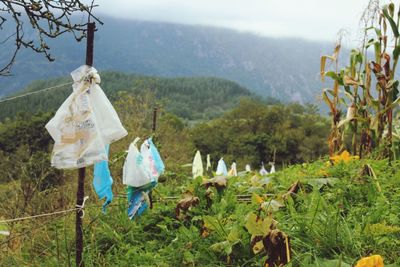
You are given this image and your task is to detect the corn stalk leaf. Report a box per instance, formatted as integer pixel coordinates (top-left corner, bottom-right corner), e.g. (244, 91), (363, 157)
(320, 55), (335, 81)
(322, 89), (335, 113)
(324, 71), (340, 81)
(382, 6), (399, 37)
(343, 75), (360, 86)
(393, 45), (400, 61)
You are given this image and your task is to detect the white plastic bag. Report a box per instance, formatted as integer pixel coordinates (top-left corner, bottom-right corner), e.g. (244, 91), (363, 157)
(206, 154), (211, 171)
(259, 162), (269, 176)
(270, 163), (276, 174)
(192, 150), (203, 179)
(46, 65), (127, 169)
(228, 162), (237, 177)
(245, 164), (251, 172)
(140, 140), (158, 182)
(216, 157), (228, 176)
(123, 138), (152, 187)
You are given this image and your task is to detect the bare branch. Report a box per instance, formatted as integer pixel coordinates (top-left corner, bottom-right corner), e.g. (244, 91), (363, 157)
(0, 0), (103, 75)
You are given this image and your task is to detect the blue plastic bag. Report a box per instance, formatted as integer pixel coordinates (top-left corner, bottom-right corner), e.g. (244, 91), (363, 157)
(93, 145), (113, 212)
(148, 138), (165, 176)
(127, 182), (156, 220)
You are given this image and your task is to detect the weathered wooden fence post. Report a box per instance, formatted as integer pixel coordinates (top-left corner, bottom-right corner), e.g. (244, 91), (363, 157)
(76, 21), (95, 267)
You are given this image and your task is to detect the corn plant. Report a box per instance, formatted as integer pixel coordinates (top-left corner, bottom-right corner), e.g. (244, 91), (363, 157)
(321, 42), (343, 156)
(321, 2), (400, 161)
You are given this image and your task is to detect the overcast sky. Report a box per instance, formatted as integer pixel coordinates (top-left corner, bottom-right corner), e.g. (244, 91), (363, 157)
(97, 0), (387, 44)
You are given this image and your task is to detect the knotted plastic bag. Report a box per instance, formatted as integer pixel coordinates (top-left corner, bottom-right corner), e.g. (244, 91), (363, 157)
(46, 65), (127, 169)
(123, 138), (152, 187)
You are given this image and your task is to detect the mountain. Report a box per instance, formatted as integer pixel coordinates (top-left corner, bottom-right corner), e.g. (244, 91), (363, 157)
(0, 17), (336, 104)
(0, 72), (264, 121)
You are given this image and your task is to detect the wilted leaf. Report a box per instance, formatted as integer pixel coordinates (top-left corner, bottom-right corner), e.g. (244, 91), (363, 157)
(343, 75), (360, 86)
(175, 195), (200, 218)
(320, 55), (336, 81)
(323, 89), (335, 113)
(252, 239), (264, 254)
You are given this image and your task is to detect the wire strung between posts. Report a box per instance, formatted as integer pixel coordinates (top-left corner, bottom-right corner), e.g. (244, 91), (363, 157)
(0, 82), (73, 104)
(0, 196), (89, 224)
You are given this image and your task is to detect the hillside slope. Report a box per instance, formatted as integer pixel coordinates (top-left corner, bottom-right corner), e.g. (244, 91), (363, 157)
(0, 72), (257, 121)
(0, 17), (335, 105)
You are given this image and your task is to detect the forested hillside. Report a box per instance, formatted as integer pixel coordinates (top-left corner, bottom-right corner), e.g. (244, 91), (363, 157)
(0, 72), (266, 121)
(0, 17), (334, 105)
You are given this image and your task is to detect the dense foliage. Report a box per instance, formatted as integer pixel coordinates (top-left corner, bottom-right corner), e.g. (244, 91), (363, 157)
(0, 76), (396, 266)
(1, 157), (400, 266)
(0, 72), (260, 121)
(191, 99), (329, 168)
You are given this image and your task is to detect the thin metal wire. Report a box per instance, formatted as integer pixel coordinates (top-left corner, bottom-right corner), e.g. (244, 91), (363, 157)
(0, 196), (89, 224)
(0, 82), (72, 104)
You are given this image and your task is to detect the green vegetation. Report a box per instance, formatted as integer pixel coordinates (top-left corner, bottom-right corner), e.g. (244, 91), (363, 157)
(3, 2), (400, 261)
(1, 155), (400, 266)
(0, 83), (398, 266)
(191, 99), (329, 167)
(0, 72), (263, 121)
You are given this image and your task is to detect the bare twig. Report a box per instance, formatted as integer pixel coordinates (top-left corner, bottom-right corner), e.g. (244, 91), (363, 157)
(0, 0), (103, 75)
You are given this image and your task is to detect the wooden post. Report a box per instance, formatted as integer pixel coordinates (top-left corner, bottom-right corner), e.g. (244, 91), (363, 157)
(149, 107), (158, 209)
(76, 21), (95, 267)
(152, 107), (158, 133)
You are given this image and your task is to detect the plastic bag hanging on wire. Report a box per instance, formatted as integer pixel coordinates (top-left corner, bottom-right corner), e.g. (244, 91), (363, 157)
(228, 162), (237, 177)
(270, 162), (276, 174)
(140, 140), (159, 182)
(216, 157), (228, 176)
(127, 187), (151, 220)
(93, 144), (113, 212)
(245, 164), (251, 172)
(259, 162), (269, 176)
(46, 65), (127, 169)
(192, 150), (203, 179)
(148, 138), (165, 177)
(206, 154), (211, 171)
(123, 138), (153, 187)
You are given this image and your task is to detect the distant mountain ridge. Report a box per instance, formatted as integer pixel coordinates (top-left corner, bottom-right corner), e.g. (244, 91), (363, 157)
(0, 17), (336, 105)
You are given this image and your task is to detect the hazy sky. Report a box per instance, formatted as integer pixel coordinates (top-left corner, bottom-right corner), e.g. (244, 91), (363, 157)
(97, 0), (386, 44)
